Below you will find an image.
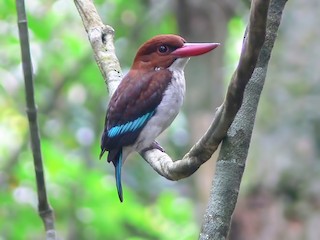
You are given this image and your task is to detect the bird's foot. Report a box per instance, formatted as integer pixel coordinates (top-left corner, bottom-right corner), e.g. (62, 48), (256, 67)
(142, 141), (166, 153)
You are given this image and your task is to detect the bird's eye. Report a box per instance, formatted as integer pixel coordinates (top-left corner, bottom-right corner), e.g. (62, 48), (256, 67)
(158, 45), (169, 54)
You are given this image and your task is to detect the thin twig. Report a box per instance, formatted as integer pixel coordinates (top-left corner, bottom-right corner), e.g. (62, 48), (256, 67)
(16, 0), (56, 239)
(3, 55), (91, 176)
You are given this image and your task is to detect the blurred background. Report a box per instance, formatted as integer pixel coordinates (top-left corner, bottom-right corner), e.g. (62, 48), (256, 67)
(1, 0), (320, 239)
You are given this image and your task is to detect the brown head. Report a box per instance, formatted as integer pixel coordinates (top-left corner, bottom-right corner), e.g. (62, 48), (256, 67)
(131, 34), (220, 72)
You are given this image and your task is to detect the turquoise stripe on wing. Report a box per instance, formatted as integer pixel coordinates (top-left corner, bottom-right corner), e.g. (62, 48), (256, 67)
(108, 111), (155, 138)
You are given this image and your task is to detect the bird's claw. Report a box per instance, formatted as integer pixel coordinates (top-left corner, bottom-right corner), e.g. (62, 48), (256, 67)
(142, 141), (166, 153)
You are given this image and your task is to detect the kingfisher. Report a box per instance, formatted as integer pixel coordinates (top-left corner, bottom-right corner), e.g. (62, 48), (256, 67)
(100, 34), (219, 202)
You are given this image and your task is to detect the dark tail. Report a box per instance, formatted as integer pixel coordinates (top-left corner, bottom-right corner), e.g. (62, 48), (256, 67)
(109, 149), (123, 202)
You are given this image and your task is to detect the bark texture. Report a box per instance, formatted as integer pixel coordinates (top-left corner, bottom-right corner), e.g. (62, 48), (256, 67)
(199, 0), (288, 239)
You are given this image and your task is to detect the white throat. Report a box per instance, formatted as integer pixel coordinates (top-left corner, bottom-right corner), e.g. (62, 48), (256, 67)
(169, 57), (190, 72)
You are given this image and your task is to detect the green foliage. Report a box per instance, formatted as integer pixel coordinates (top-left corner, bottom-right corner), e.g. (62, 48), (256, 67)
(0, 143), (198, 239)
(224, 16), (245, 84)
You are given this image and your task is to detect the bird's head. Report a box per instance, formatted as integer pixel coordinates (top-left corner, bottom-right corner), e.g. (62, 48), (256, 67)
(131, 34), (220, 72)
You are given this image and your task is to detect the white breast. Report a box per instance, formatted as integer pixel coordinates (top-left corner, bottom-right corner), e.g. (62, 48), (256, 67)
(134, 58), (189, 152)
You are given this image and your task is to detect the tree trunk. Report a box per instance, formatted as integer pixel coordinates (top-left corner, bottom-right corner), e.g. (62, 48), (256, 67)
(199, 0), (288, 239)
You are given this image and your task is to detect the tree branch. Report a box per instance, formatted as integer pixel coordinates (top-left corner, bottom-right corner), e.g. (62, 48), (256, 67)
(200, 0), (288, 239)
(74, 0), (268, 180)
(141, 0), (269, 179)
(16, 0), (56, 239)
(74, 0), (122, 95)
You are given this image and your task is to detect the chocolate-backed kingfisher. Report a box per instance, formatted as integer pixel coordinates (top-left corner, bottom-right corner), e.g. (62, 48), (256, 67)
(100, 34), (219, 202)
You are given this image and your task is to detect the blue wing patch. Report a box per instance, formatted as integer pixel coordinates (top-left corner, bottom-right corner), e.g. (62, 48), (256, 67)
(108, 111), (155, 138)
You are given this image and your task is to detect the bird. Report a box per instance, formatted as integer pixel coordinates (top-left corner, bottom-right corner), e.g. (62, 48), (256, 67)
(99, 34), (220, 202)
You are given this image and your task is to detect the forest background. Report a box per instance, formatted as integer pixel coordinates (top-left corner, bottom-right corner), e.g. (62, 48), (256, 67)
(1, 0), (320, 239)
